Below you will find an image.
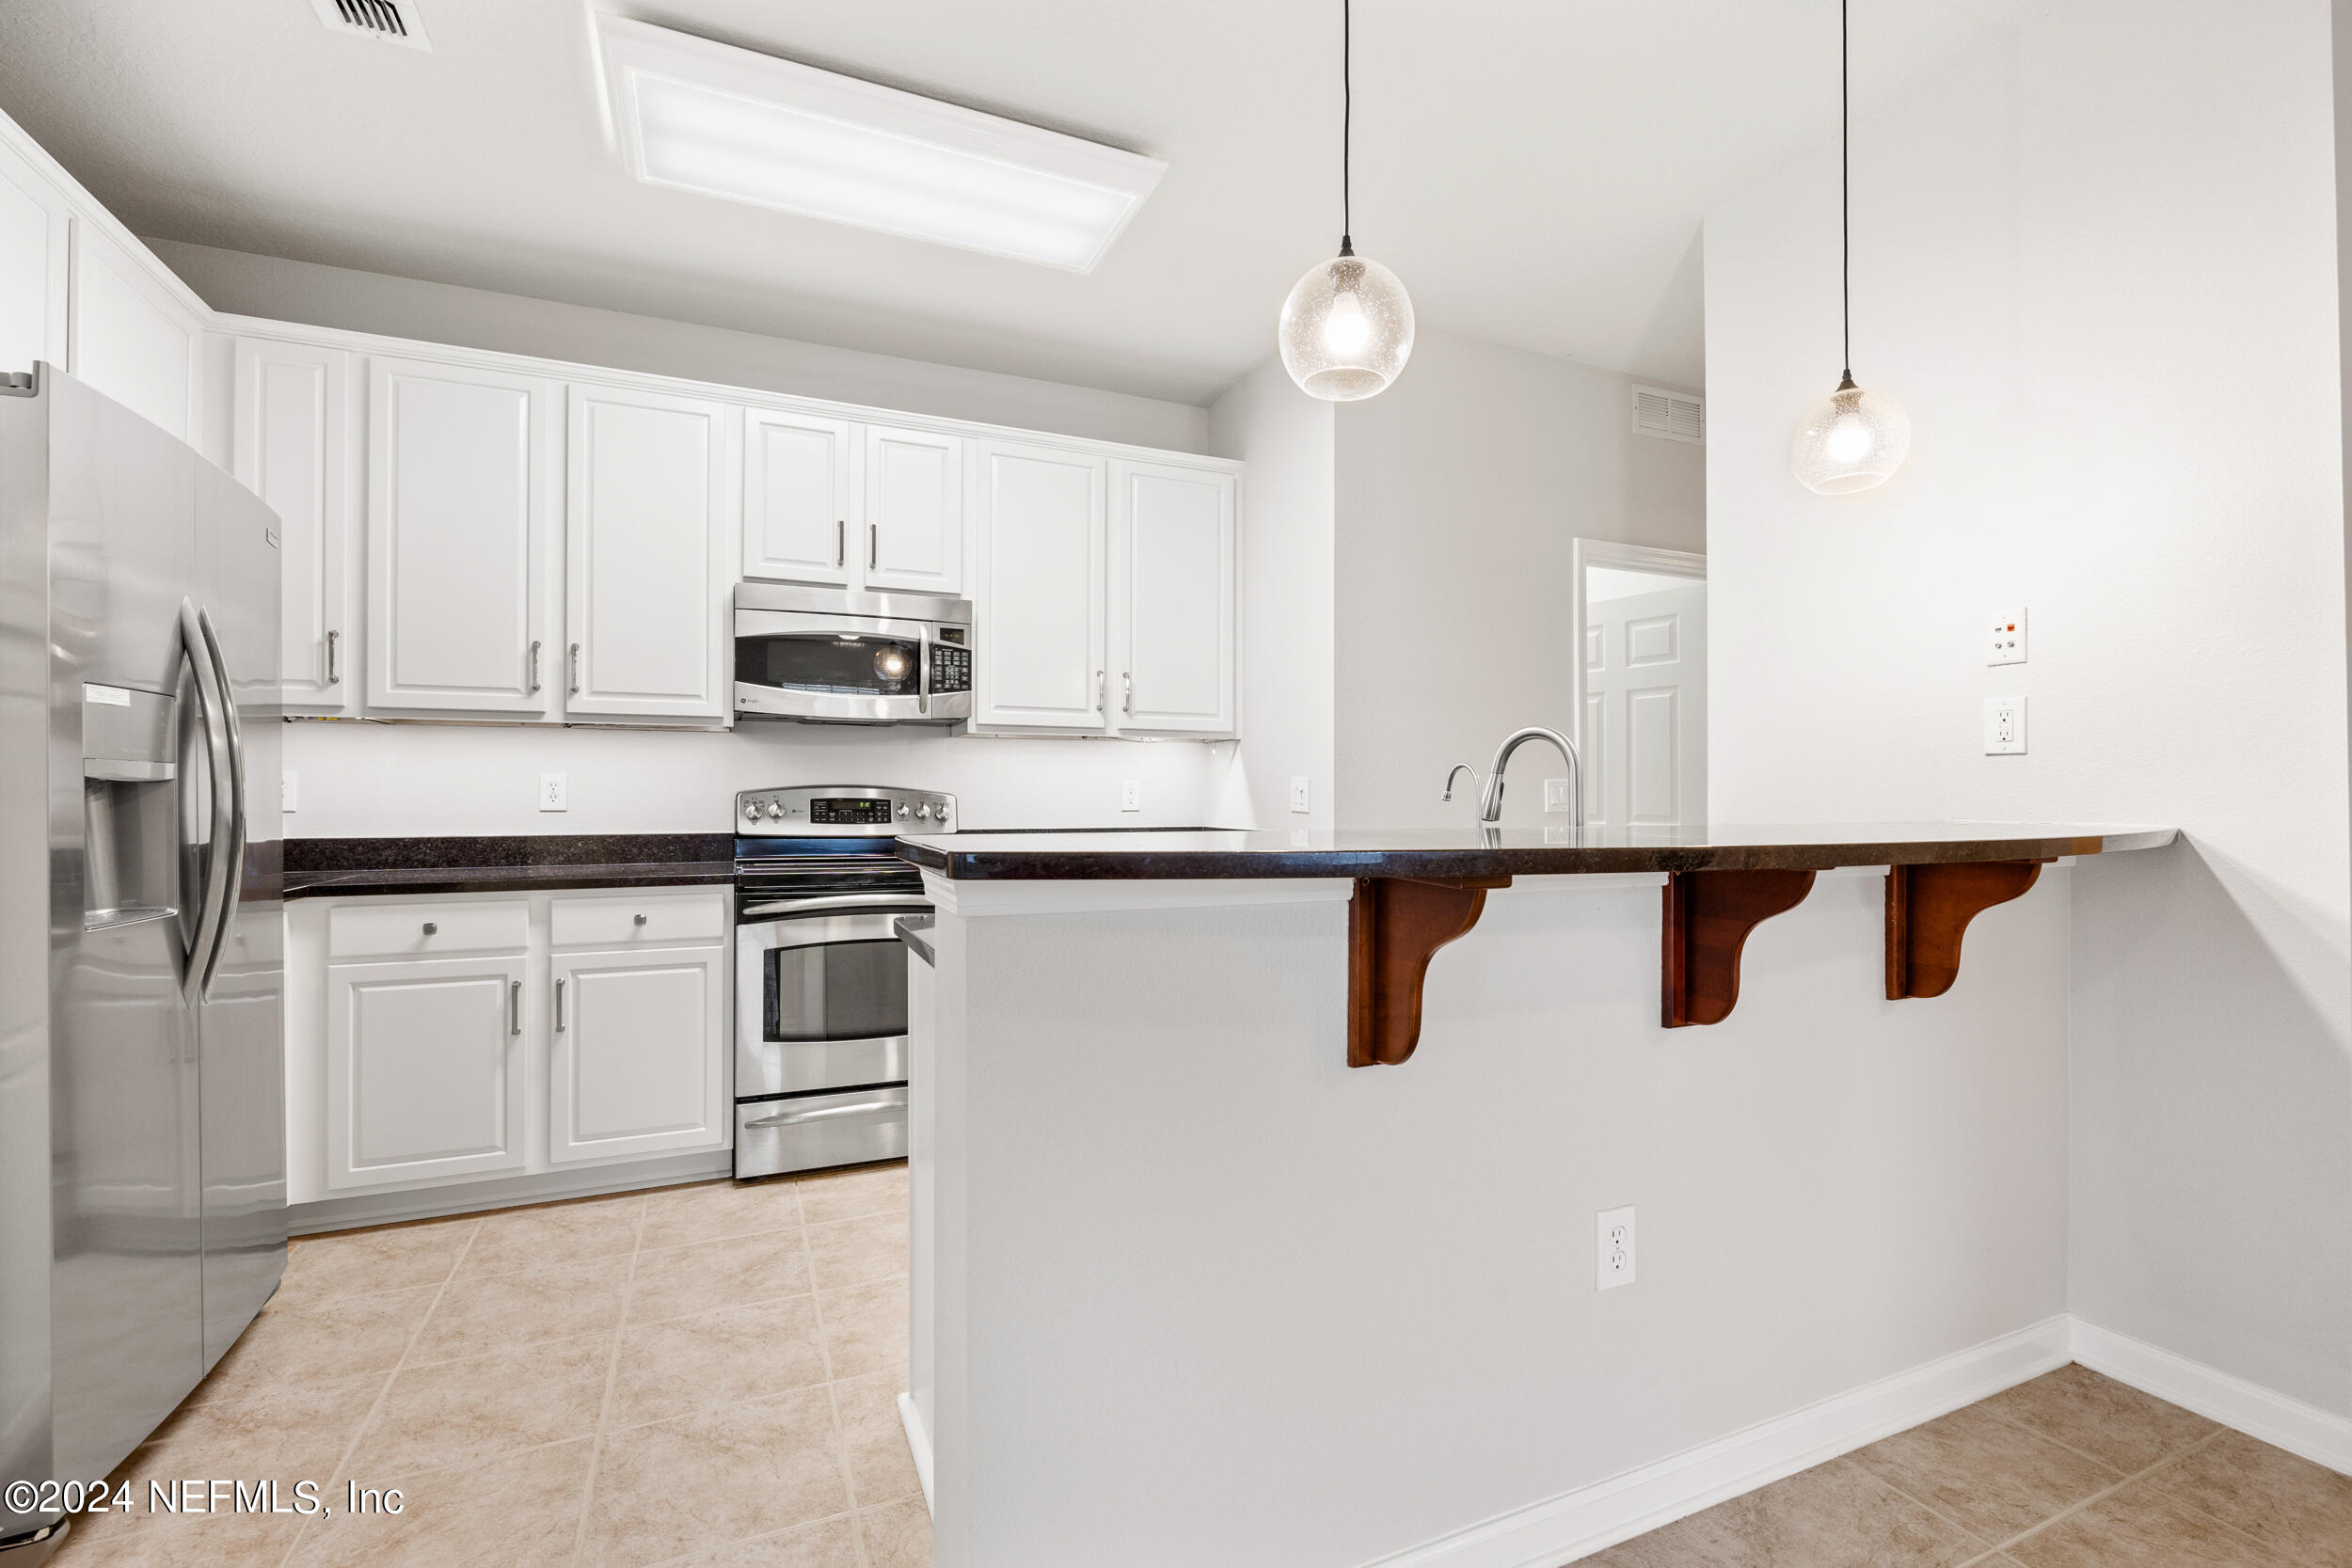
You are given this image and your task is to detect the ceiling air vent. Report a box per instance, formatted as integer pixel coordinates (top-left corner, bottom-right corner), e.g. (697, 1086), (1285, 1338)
(310, 0), (430, 51)
(1633, 385), (1705, 445)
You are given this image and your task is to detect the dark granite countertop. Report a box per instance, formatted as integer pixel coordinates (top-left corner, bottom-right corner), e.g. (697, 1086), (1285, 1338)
(282, 834), (737, 900)
(893, 822), (2178, 881)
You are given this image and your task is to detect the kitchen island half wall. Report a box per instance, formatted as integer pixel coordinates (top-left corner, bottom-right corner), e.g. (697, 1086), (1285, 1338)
(897, 823), (2172, 1568)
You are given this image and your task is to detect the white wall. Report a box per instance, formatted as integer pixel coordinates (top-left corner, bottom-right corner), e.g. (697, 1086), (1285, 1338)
(1209, 356), (1337, 829)
(1332, 329), (1706, 828)
(1706, 0), (2352, 1417)
(151, 239), (1209, 455)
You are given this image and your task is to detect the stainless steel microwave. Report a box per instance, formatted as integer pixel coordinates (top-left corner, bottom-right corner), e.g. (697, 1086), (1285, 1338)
(733, 582), (974, 725)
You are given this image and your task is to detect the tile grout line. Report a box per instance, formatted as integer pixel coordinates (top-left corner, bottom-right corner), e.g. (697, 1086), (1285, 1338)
(1954, 1429), (2230, 1566)
(274, 1216), (487, 1568)
(569, 1193), (650, 1568)
(803, 1178), (878, 1568)
(628, 1508), (865, 1568)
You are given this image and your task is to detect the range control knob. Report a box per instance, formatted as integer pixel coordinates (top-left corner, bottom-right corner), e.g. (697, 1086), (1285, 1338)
(914, 802), (931, 819)
(897, 802), (911, 819)
(743, 800), (759, 820)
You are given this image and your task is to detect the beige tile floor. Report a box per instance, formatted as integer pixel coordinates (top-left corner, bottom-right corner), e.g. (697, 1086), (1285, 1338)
(1583, 1363), (2352, 1567)
(49, 1162), (927, 1568)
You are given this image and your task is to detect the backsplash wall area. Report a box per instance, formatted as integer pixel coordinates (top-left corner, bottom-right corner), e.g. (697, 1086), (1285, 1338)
(278, 719), (1241, 838)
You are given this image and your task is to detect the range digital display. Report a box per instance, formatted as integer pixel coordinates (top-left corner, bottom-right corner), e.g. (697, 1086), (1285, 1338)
(811, 797), (895, 825)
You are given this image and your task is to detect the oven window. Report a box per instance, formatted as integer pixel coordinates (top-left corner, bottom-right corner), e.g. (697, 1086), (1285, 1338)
(737, 633), (921, 696)
(765, 938), (907, 1043)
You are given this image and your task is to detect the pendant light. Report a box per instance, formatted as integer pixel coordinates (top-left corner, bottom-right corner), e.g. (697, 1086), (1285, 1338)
(1279, 0), (1414, 401)
(1791, 0), (1910, 493)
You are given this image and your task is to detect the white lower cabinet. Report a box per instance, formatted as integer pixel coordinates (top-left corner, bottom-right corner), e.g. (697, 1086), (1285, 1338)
(297, 888), (731, 1201)
(326, 954), (528, 1191)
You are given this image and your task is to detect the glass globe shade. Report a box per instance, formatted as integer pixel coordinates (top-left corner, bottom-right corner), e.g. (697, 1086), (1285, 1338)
(1791, 379), (1912, 494)
(1279, 252), (1414, 402)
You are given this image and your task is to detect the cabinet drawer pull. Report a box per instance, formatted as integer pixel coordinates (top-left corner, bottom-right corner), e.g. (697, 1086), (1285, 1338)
(509, 979), (521, 1037)
(555, 976), (566, 1031)
(421, 921), (437, 936)
(326, 629), (341, 685)
(633, 912), (648, 927)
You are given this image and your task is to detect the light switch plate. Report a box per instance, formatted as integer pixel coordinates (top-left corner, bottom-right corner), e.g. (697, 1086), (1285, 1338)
(1288, 776), (1311, 815)
(1983, 696), (2027, 754)
(1544, 778), (1574, 814)
(539, 772), (568, 811)
(1988, 607), (2027, 665)
(1597, 1205), (1636, 1291)
(281, 770), (298, 812)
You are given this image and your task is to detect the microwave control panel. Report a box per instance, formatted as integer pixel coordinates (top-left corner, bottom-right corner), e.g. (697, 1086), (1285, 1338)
(738, 784), (959, 834)
(928, 641), (972, 694)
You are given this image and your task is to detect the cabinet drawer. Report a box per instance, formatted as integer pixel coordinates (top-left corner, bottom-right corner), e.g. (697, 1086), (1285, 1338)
(328, 899), (530, 959)
(550, 890), (727, 948)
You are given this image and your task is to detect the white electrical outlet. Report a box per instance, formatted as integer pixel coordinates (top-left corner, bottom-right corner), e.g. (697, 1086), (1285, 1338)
(281, 770), (298, 812)
(1983, 695), (2027, 755)
(539, 772), (568, 811)
(1288, 776), (1311, 815)
(1596, 1206), (1636, 1291)
(1544, 777), (1574, 814)
(1988, 607), (2027, 665)
(1120, 779), (1141, 813)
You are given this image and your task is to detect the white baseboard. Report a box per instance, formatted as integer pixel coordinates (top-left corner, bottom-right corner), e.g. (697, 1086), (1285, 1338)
(898, 1391), (935, 1514)
(1361, 1316), (2073, 1568)
(2071, 1318), (2352, 1477)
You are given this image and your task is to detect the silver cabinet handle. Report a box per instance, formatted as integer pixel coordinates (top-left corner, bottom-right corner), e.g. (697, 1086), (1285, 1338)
(867, 521), (879, 570)
(568, 642), (580, 696)
(835, 519), (845, 568)
(1122, 672), (1132, 715)
(555, 976), (566, 1031)
(529, 640), (542, 693)
(421, 921), (437, 936)
(1095, 670), (1105, 711)
(326, 628), (341, 685)
(743, 1099), (901, 1129)
(509, 979), (521, 1037)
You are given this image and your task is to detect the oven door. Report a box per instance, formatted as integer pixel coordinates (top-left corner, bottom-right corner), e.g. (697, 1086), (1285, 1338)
(734, 608), (943, 723)
(736, 900), (929, 1095)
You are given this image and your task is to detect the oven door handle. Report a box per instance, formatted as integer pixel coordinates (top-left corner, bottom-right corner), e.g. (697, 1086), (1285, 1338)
(743, 1098), (905, 1130)
(740, 894), (931, 919)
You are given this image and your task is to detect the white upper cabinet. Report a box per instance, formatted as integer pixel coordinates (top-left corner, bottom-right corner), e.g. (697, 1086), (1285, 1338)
(743, 407), (854, 587)
(233, 338), (354, 717)
(863, 423), (962, 594)
(0, 134), (67, 380)
(367, 356), (559, 717)
(1111, 462), (1237, 736)
(565, 384), (733, 723)
(972, 440), (1106, 731)
(71, 223), (202, 443)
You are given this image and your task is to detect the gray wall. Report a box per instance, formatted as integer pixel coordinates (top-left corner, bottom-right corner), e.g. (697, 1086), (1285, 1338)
(1331, 328), (1705, 828)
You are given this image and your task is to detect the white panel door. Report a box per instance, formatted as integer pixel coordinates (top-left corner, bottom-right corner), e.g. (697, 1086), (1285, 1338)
(233, 339), (354, 717)
(548, 946), (727, 1164)
(973, 441), (1106, 730)
(1584, 583), (1708, 827)
(0, 134), (67, 379)
(326, 955), (528, 1191)
(743, 406), (854, 585)
(367, 356), (557, 715)
(863, 424), (963, 594)
(70, 224), (200, 441)
(566, 384), (732, 721)
(1111, 461), (1236, 736)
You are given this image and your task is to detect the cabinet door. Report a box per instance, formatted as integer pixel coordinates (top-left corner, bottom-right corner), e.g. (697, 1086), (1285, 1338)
(70, 223), (202, 442)
(1111, 462), (1237, 736)
(743, 406), (853, 586)
(863, 423), (963, 594)
(234, 339), (355, 716)
(972, 441), (1106, 730)
(367, 356), (557, 715)
(548, 946), (727, 1164)
(565, 385), (732, 721)
(0, 132), (67, 379)
(326, 956), (527, 1191)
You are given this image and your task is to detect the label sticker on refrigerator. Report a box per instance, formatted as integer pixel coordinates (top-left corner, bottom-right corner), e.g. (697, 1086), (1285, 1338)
(82, 684), (132, 707)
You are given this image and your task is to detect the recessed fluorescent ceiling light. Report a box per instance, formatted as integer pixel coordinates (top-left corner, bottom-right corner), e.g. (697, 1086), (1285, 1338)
(592, 14), (1167, 273)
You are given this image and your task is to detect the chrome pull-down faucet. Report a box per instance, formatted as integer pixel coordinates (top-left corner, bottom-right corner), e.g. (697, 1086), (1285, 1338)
(1442, 725), (1583, 827)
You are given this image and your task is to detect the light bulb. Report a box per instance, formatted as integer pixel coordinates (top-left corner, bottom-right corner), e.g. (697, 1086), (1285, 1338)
(1791, 378), (1911, 494)
(1279, 251), (1413, 402)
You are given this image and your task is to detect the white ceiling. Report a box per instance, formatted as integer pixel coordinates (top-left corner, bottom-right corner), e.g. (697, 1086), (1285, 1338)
(0, 0), (2037, 405)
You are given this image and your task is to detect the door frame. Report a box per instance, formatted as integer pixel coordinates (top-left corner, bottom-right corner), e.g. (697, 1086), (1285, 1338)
(1568, 537), (1707, 771)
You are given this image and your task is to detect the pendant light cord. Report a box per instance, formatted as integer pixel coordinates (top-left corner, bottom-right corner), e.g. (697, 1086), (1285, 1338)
(1340, 0), (1354, 256)
(1840, 0), (1852, 385)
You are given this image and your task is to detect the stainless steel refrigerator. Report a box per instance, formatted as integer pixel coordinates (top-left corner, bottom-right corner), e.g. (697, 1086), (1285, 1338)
(0, 365), (284, 1561)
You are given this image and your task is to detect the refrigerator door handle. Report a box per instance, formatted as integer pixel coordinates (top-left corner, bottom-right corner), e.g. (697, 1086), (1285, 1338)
(178, 599), (235, 1006)
(197, 607), (247, 998)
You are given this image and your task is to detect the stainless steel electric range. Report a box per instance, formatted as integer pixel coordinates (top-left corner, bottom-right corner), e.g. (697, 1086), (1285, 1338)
(732, 784), (954, 1180)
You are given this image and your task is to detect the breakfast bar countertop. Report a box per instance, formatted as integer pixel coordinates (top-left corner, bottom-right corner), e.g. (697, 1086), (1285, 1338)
(892, 821), (2178, 881)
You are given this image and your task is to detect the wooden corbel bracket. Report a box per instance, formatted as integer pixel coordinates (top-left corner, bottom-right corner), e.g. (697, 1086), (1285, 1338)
(1884, 860), (2048, 998)
(1347, 876), (1512, 1067)
(1661, 868), (1818, 1027)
